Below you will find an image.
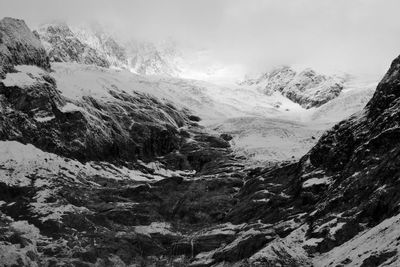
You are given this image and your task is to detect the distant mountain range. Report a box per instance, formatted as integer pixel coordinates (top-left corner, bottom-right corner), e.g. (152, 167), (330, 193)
(37, 22), (181, 76)
(240, 66), (351, 109)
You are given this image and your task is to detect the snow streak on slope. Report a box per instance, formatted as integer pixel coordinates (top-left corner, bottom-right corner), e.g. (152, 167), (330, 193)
(0, 140), (176, 187)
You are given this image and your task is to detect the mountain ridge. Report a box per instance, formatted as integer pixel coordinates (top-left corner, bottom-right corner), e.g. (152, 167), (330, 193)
(37, 22), (182, 77)
(240, 65), (349, 109)
(0, 17), (398, 266)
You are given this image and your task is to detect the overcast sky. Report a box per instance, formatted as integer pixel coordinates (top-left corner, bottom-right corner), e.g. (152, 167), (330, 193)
(1, 0), (400, 78)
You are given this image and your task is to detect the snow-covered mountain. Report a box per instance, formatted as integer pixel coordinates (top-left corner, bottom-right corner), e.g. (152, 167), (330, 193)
(37, 22), (181, 77)
(41, 63), (376, 165)
(206, 76), (377, 164)
(2, 17), (397, 267)
(311, 78), (377, 123)
(37, 22), (247, 84)
(240, 66), (349, 109)
(32, 20), (378, 166)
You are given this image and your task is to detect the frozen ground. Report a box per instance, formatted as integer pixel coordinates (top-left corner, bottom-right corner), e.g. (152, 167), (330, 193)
(8, 63), (376, 164)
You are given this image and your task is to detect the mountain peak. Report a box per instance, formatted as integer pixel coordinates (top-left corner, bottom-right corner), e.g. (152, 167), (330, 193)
(241, 66), (347, 108)
(36, 21), (184, 77)
(366, 54), (400, 118)
(0, 17), (50, 76)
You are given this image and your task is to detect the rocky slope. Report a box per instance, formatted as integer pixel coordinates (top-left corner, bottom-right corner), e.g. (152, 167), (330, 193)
(0, 17), (50, 78)
(241, 66), (347, 109)
(38, 23), (110, 68)
(226, 55), (400, 266)
(0, 18), (247, 266)
(36, 21), (373, 166)
(0, 17), (398, 267)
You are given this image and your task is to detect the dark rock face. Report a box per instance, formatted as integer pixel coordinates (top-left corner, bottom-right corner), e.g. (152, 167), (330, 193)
(366, 55), (400, 118)
(0, 74), (189, 163)
(238, 54), (400, 265)
(302, 56), (400, 230)
(0, 17), (50, 76)
(220, 133), (233, 141)
(0, 18), (252, 266)
(0, 120), (245, 266)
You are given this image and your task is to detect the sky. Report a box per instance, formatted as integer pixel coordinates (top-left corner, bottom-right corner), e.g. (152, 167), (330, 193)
(1, 0), (400, 79)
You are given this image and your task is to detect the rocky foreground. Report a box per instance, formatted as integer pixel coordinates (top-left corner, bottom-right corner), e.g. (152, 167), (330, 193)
(1, 17), (400, 267)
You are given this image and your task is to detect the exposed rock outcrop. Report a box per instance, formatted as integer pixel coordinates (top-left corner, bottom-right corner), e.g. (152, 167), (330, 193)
(0, 17), (49, 77)
(0, 67), (189, 164)
(230, 54), (400, 266)
(37, 22), (180, 76)
(241, 66), (346, 108)
(38, 23), (110, 67)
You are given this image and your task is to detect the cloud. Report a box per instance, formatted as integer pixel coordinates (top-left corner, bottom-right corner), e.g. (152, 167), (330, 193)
(1, 0), (400, 78)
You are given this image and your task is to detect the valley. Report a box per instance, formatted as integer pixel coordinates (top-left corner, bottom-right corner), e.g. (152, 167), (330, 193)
(1, 16), (398, 267)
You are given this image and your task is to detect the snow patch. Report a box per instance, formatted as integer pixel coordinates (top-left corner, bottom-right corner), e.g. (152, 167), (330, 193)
(134, 222), (177, 237)
(303, 177), (332, 188)
(1, 65), (46, 88)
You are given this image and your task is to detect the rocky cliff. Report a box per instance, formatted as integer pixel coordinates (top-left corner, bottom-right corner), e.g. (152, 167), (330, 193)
(1, 17), (400, 267)
(227, 55), (400, 266)
(0, 17), (49, 77)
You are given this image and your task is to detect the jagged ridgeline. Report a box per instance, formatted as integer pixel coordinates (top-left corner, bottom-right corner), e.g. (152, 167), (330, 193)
(240, 66), (347, 109)
(37, 22), (180, 76)
(0, 18), (50, 77)
(1, 17), (400, 267)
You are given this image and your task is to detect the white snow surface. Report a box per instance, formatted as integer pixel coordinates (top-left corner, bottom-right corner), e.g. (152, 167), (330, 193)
(134, 222), (178, 237)
(49, 62), (326, 163)
(50, 62), (307, 124)
(210, 117), (326, 164)
(2, 65), (46, 88)
(47, 63), (377, 164)
(302, 177), (332, 188)
(4, 62), (376, 164)
(30, 22), (378, 164)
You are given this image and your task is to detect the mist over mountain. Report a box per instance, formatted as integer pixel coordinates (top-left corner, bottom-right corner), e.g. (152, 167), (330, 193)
(0, 1), (399, 266)
(2, 0), (400, 79)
